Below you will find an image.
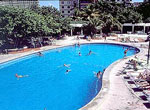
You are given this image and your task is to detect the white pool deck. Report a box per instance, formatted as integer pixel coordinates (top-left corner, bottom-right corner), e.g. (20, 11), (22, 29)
(0, 37), (149, 110)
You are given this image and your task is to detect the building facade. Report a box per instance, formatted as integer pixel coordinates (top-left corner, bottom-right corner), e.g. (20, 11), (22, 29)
(60, 0), (134, 18)
(59, 0), (98, 17)
(0, 0), (39, 9)
(59, 0), (78, 18)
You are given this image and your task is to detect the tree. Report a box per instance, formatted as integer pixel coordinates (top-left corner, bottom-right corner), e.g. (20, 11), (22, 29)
(85, 17), (104, 37)
(76, 1), (142, 34)
(30, 6), (71, 36)
(80, 4), (100, 20)
(136, 2), (150, 21)
(116, 8), (143, 24)
(102, 13), (122, 33)
(145, 17), (150, 23)
(0, 6), (48, 48)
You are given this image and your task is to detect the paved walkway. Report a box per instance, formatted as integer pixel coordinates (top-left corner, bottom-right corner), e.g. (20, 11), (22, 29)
(0, 38), (149, 110)
(98, 56), (148, 110)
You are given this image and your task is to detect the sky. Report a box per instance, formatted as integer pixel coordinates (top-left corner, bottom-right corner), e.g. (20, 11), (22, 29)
(39, 0), (59, 9)
(39, 0), (143, 9)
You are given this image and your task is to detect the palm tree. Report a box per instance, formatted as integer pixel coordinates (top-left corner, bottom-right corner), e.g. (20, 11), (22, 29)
(86, 17), (104, 37)
(80, 4), (100, 20)
(102, 13), (122, 33)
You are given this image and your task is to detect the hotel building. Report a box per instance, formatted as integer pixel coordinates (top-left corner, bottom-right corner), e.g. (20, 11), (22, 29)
(60, 0), (98, 17)
(0, 0), (39, 9)
(59, 0), (78, 18)
(60, 0), (133, 17)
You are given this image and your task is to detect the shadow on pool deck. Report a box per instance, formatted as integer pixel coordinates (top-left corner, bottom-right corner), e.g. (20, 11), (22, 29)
(127, 81), (135, 84)
(132, 87), (143, 92)
(143, 102), (150, 109)
(140, 95), (148, 101)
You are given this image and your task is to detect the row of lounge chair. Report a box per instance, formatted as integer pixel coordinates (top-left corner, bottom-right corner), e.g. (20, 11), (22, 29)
(121, 56), (150, 108)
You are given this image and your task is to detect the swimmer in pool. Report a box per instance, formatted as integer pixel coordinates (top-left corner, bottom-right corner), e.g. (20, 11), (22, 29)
(66, 69), (71, 74)
(96, 71), (102, 79)
(79, 52), (81, 56)
(87, 50), (96, 56)
(88, 50), (93, 55)
(77, 42), (80, 47)
(88, 50), (92, 55)
(93, 71), (102, 79)
(37, 52), (43, 56)
(63, 64), (71, 68)
(124, 48), (129, 57)
(15, 73), (28, 80)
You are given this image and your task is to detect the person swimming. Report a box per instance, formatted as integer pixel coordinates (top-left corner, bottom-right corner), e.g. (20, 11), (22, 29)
(87, 50), (96, 56)
(15, 74), (23, 78)
(79, 52), (81, 56)
(57, 64), (71, 68)
(15, 73), (28, 79)
(124, 48), (129, 57)
(37, 52), (43, 56)
(88, 50), (92, 55)
(103, 68), (106, 73)
(93, 71), (102, 79)
(96, 71), (102, 79)
(66, 69), (71, 74)
(63, 64), (71, 68)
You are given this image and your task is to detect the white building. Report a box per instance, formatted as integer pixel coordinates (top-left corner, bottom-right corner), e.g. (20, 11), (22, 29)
(59, 0), (136, 18)
(0, 0), (39, 9)
(59, 0), (96, 18)
(59, 0), (79, 18)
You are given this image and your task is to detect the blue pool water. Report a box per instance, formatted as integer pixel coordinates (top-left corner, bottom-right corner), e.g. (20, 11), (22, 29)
(0, 44), (138, 110)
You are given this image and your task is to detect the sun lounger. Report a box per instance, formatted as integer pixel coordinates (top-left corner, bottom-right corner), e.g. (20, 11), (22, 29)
(134, 38), (139, 43)
(128, 69), (150, 86)
(129, 37), (139, 43)
(128, 57), (147, 65)
(140, 84), (150, 90)
(123, 65), (150, 102)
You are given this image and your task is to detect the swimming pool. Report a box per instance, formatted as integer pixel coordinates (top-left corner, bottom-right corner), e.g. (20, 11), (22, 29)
(0, 43), (138, 110)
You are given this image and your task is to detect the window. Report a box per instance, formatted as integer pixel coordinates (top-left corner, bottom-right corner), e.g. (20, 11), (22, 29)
(68, 6), (70, 8)
(61, 1), (64, 4)
(68, 11), (70, 13)
(62, 6), (64, 8)
(62, 11), (64, 13)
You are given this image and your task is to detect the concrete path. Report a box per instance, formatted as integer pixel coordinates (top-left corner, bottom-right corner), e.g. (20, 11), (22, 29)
(99, 57), (148, 110)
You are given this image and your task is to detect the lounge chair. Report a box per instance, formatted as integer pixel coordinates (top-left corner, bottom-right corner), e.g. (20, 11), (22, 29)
(134, 38), (139, 43)
(128, 69), (150, 86)
(129, 37), (139, 43)
(127, 58), (147, 70)
(128, 57), (147, 65)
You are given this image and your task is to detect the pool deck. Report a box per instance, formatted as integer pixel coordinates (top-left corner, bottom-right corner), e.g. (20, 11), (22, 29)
(0, 38), (149, 110)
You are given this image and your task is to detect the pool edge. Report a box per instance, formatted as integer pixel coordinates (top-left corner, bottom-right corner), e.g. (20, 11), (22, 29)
(79, 43), (141, 110)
